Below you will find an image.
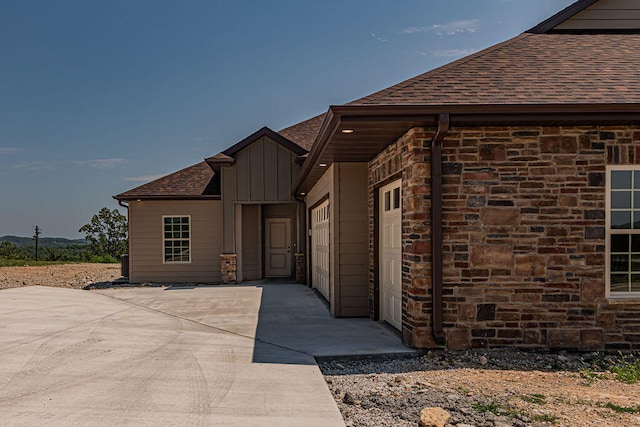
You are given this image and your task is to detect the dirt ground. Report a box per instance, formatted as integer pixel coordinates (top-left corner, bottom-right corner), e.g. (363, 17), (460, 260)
(0, 263), (120, 290)
(321, 351), (640, 427)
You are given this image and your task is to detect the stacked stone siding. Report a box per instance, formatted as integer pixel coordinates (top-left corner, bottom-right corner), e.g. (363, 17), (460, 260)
(369, 125), (640, 350)
(220, 254), (237, 284)
(295, 252), (305, 284)
(369, 128), (436, 348)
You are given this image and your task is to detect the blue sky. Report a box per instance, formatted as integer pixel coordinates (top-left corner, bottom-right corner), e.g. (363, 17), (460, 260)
(0, 0), (575, 238)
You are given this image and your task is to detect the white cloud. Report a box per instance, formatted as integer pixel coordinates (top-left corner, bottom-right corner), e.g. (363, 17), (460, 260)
(403, 19), (479, 36)
(429, 48), (477, 58)
(13, 158), (127, 171)
(0, 147), (17, 155)
(72, 158), (128, 168)
(371, 33), (388, 43)
(13, 161), (51, 171)
(123, 174), (165, 182)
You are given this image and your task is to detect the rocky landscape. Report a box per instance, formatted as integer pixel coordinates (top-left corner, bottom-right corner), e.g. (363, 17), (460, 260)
(321, 350), (640, 427)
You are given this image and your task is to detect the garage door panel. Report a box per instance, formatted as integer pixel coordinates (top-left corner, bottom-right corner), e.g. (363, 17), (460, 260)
(312, 200), (330, 301)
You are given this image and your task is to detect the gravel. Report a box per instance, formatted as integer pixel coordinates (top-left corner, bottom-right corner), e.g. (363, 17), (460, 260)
(320, 349), (640, 427)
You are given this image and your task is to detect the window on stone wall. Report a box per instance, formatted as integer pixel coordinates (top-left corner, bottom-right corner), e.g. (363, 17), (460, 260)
(163, 216), (191, 263)
(608, 167), (640, 296)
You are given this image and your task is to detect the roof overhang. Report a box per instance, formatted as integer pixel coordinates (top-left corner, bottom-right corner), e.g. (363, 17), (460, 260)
(113, 195), (221, 202)
(294, 103), (640, 195)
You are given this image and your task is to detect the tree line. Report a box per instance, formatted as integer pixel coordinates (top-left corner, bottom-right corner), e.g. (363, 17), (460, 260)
(0, 207), (128, 263)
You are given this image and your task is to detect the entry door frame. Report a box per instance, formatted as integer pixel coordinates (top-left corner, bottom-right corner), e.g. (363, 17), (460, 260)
(264, 217), (293, 277)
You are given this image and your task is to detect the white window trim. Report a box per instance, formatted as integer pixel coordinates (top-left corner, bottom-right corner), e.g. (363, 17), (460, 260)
(606, 165), (640, 299)
(162, 215), (192, 264)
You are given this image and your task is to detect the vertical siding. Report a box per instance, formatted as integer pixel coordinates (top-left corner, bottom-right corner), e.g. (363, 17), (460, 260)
(556, 0), (640, 30)
(337, 163), (369, 317)
(233, 136), (300, 203)
(221, 166), (236, 253)
(128, 200), (222, 283)
(241, 204), (261, 281)
(250, 142), (265, 201)
(263, 140), (278, 201)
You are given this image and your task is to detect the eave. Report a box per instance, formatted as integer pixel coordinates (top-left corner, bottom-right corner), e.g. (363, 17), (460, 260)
(294, 103), (640, 195)
(113, 195), (221, 202)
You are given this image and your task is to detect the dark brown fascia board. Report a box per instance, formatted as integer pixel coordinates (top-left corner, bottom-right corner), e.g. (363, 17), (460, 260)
(222, 126), (308, 157)
(332, 103), (640, 116)
(293, 109), (340, 195)
(294, 103), (640, 195)
(527, 0), (599, 34)
(113, 195), (221, 202)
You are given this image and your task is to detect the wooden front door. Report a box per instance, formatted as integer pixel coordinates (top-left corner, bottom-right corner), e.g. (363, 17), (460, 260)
(265, 218), (292, 277)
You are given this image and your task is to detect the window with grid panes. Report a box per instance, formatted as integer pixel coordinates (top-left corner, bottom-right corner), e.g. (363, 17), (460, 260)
(163, 216), (190, 263)
(608, 167), (640, 296)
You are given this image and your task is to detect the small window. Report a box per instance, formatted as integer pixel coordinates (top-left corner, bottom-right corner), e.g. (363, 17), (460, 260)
(393, 187), (401, 210)
(384, 191), (391, 211)
(608, 167), (640, 296)
(163, 216), (190, 263)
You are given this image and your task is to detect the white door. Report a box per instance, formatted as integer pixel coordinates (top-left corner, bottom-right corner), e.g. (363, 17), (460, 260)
(380, 180), (402, 330)
(265, 218), (291, 277)
(311, 200), (330, 300)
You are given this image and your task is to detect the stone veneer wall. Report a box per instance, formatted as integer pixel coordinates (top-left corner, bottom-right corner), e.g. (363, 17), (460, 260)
(295, 253), (305, 284)
(369, 128), (437, 348)
(220, 254), (237, 284)
(369, 125), (640, 350)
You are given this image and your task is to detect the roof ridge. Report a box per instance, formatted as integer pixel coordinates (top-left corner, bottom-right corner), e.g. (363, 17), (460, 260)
(353, 33), (532, 105)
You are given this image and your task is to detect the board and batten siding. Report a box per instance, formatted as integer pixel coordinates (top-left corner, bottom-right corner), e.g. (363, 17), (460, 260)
(221, 136), (301, 253)
(556, 0), (640, 30)
(336, 163), (369, 317)
(128, 200), (222, 283)
(305, 163), (369, 317)
(241, 204), (261, 281)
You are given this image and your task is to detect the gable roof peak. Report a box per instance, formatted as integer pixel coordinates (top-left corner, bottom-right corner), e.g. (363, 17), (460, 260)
(528, 0), (640, 34)
(220, 126), (308, 158)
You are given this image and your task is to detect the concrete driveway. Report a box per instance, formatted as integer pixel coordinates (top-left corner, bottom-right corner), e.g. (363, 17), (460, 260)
(0, 284), (410, 426)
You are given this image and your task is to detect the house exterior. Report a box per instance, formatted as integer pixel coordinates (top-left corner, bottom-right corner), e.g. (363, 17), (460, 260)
(116, 0), (640, 350)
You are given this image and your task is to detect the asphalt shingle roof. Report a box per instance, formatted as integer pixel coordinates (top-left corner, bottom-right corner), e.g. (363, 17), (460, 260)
(350, 33), (640, 106)
(117, 22), (640, 199)
(278, 114), (326, 151)
(115, 161), (218, 200)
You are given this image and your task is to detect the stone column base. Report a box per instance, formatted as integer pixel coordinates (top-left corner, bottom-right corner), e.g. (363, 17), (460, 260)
(220, 254), (237, 284)
(295, 253), (305, 284)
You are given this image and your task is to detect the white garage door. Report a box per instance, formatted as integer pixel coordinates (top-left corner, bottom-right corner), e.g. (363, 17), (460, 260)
(380, 180), (402, 330)
(312, 200), (330, 300)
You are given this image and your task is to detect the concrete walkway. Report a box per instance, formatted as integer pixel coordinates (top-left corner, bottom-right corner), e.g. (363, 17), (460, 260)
(0, 284), (411, 426)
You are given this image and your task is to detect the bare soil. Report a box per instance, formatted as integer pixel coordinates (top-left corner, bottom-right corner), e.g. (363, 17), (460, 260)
(321, 350), (640, 427)
(0, 263), (120, 290)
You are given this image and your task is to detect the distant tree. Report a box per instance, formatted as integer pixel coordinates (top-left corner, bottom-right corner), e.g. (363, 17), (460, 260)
(79, 207), (128, 259)
(0, 241), (26, 259)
